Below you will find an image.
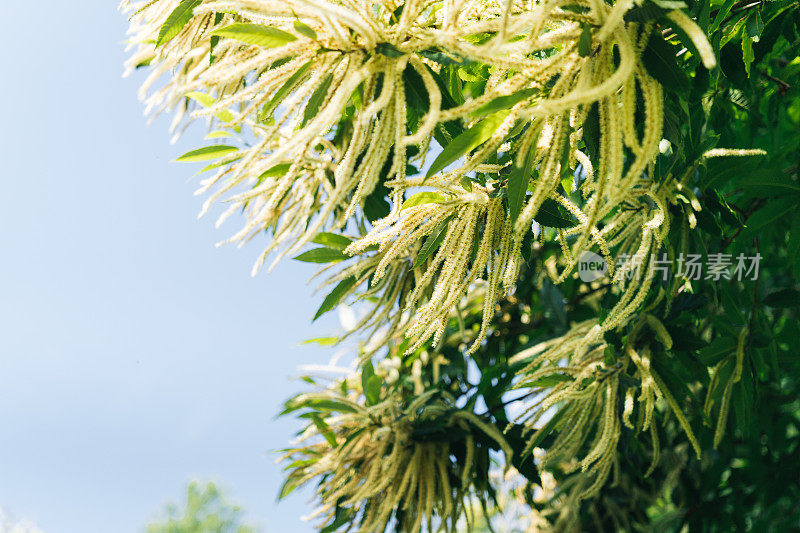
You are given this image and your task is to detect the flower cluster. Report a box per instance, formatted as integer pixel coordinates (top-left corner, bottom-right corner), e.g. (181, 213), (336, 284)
(280, 377), (511, 533)
(508, 310), (704, 528)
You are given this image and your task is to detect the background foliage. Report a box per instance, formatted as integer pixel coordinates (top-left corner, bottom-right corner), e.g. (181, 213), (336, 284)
(146, 482), (257, 533)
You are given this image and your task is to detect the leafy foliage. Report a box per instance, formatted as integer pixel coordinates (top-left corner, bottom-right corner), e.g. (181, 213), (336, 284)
(146, 482), (257, 533)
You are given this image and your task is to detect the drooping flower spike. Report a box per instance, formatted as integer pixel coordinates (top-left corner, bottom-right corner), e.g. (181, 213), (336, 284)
(280, 374), (512, 533)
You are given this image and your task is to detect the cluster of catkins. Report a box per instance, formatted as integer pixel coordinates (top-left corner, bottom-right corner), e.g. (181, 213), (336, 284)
(281, 386), (512, 532)
(123, 0), (724, 530)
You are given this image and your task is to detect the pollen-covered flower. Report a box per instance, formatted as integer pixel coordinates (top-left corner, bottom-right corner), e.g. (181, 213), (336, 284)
(508, 310), (702, 523)
(280, 379), (511, 533)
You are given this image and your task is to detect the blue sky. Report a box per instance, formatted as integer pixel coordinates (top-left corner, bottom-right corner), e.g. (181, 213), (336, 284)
(0, 2), (338, 531)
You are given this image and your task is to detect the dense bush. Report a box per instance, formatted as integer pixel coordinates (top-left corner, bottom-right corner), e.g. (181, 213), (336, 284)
(125, 0), (800, 530)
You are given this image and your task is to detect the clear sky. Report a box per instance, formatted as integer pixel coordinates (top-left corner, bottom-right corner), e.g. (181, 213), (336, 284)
(0, 2), (337, 531)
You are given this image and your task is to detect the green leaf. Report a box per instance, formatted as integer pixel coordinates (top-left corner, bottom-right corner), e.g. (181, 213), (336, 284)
(297, 398), (359, 413)
(703, 190), (742, 227)
(313, 276), (357, 320)
(175, 145), (239, 162)
(746, 10), (764, 42)
(720, 39), (748, 89)
(737, 178), (800, 195)
(361, 360), (374, 390)
(762, 289), (800, 308)
(720, 285), (746, 326)
(301, 336), (340, 346)
(472, 88), (538, 117)
(278, 472), (304, 500)
(205, 130), (234, 140)
(259, 61), (313, 121)
(311, 232), (353, 250)
(703, 151), (765, 188)
(583, 102), (600, 161)
(293, 247), (348, 263)
(309, 413), (338, 447)
(578, 24), (592, 57)
(742, 30), (755, 77)
(733, 375), (753, 437)
(197, 156), (242, 174)
(790, 211), (800, 278)
(302, 73), (334, 126)
(363, 187), (391, 222)
(211, 23), (297, 48)
(293, 21), (317, 39)
(375, 42), (404, 57)
(419, 48), (471, 65)
(155, 0), (200, 48)
(320, 506), (351, 533)
(710, 0), (736, 34)
(503, 424), (541, 483)
(255, 163), (292, 185)
(209, 13), (224, 63)
(426, 112), (509, 178)
(624, 0), (672, 22)
(507, 150), (534, 223)
(361, 361), (382, 405)
(699, 336), (736, 366)
(281, 395), (362, 416)
(185, 91), (235, 123)
(742, 198), (794, 236)
(403, 64), (463, 144)
(642, 32), (690, 95)
(184, 91), (214, 106)
(366, 375), (382, 405)
(559, 120), (573, 180)
(529, 373), (574, 388)
(135, 56), (154, 69)
(604, 346), (617, 366)
(446, 65), (464, 107)
(533, 198), (579, 228)
(414, 215), (454, 268)
(401, 192), (446, 210)
(527, 408), (567, 449)
(540, 279), (567, 329)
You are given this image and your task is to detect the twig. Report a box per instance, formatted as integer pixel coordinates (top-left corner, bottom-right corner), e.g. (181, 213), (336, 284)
(720, 199), (766, 251)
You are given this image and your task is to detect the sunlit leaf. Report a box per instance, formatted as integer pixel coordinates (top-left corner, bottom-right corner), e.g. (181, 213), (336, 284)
(314, 276), (357, 320)
(156, 0), (200, 48)
(472, 89), (538, 117)
(294, 247), (348, 263)
(643, 32), (690, 95)
(401, 192), (446, 210)
(534, 198), (579, 228)
(302, 73), (334, 126)
(312, 232), (353, 250)
(212, 23), (297, 48)
(414, 215), (454, 268)
(426, 112), (509, 178)
(175, 145), (239, 162)
(293, 21), (317, 40)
